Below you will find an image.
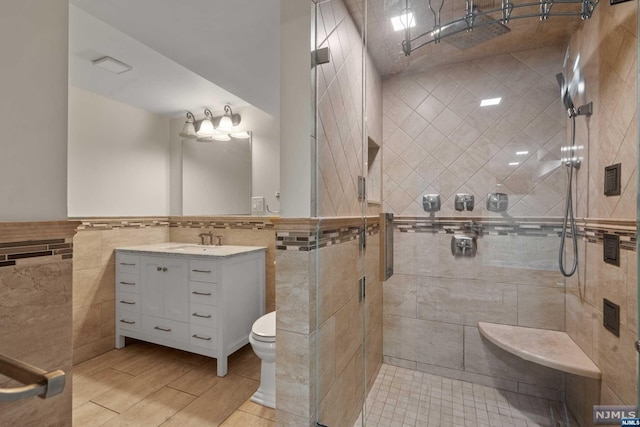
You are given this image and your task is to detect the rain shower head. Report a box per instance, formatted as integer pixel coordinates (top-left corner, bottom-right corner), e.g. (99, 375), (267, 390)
(441, 8), (511, 50)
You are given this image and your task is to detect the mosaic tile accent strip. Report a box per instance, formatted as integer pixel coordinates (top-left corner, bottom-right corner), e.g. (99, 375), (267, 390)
(583, 223), (637, 252)
(170, 218), (275, 230)
(394, 217), (637, 251)
(277, 222), (380, 251)
(76, 218), (170, 231)
(0, 238), (74, 268)
(395, 217), (565, 238)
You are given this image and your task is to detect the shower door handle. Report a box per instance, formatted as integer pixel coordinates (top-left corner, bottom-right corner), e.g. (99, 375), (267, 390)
(0, 353), (65, 402)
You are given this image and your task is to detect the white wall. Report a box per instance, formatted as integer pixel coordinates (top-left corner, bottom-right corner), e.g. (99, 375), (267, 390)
(280, 0), (313, 217)
(0, 0), (69, 221)
(68, 86), (170, 217)
(169, 105), (280, 216)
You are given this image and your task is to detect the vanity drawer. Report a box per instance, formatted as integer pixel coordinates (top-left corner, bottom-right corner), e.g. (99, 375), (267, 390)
(189, 325), (218, 350)
(190, 303), (218, 328)
(117, 292), (141, 312)
(116, 253), (140, 274)
(116, 272), (140, 294)
(189, 282), (218, 305)
(141, 315), (188, 344)
(189, 260), (218, 283)
(117, 310), (140, 332)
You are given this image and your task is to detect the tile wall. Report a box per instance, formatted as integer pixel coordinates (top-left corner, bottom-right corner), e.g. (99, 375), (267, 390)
(564, 0), (638, 422)
(382, 45), (568, 217)
(0, 221), (78, 426)
(274, 217), (382, 427)
(385, 218), (567, 400)
(316, 0), (383, 217)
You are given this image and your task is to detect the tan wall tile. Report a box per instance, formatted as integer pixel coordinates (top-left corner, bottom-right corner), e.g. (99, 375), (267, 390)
(276, 250), (313, 334)
(517, 285), (565, 330)
(384, 314), (463, 370)
(592, 313), (638, 405)
(275, 330), (314, 418)
(73, 230), (103, 270)
(73, 264), (115, 310)
(417, 277), (518, 326)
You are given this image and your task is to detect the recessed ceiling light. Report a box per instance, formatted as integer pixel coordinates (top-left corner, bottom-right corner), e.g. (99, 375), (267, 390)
(92, 56), (133, 74)
(516, 151), (529, 155)
(391, 12), (416, 31)
(480, 97), (502, 107)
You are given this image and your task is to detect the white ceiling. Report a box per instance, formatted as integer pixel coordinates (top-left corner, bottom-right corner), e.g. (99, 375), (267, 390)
(69, 0), (280, 117)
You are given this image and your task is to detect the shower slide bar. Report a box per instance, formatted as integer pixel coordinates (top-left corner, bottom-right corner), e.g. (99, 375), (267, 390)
(402, 0), (598, 55)
(0, 353), (65, 402)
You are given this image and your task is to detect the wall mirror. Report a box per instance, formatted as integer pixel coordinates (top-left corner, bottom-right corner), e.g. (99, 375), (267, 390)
(182, 134), (252, 215)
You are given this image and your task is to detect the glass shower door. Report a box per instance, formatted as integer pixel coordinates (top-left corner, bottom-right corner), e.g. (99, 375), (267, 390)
(312, 0), (370, 425)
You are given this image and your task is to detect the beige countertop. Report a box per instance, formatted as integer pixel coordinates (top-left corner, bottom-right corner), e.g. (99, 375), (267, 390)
(116, 242), (267, 258)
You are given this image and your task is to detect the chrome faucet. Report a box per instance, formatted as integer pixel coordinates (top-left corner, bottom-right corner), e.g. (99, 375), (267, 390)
(198, 231), (213, 245)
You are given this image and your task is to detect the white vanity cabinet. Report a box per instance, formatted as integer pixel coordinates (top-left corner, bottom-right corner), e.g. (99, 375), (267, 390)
(115, 244), (266, 377)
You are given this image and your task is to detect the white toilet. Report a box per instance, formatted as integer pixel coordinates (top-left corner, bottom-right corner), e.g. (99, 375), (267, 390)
(249, 311), (276, 408)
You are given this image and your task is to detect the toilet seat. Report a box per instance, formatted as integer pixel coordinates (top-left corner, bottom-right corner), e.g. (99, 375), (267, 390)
(251, 311), (276, 343)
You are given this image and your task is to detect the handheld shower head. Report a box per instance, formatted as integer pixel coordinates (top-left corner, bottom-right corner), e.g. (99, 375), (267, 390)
(556, 72), (574, 111)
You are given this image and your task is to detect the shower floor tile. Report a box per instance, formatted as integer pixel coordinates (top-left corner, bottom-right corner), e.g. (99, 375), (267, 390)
(355, 364), (578, 427)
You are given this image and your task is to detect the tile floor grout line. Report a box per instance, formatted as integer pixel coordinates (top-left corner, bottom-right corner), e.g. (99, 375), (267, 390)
(87, 400), (121, 415)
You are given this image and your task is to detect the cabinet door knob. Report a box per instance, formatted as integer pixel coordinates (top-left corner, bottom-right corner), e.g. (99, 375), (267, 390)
(162, 267), (168, 272)
(157, 266), (162, 271)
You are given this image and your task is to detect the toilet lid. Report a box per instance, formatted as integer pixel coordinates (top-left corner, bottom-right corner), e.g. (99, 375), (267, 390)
(252, 311), (276, 339)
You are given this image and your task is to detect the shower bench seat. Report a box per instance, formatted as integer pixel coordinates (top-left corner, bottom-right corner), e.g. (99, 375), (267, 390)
(478, 322), (601, 379)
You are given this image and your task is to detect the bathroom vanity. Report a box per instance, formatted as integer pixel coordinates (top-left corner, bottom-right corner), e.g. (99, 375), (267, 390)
(114, 243), (266, 376)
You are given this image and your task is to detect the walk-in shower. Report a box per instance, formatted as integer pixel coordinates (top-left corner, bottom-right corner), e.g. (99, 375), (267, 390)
(556, 71), (592, 277)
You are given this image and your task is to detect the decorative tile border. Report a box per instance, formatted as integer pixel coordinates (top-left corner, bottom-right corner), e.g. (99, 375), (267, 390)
(170, 217), (275, 230)
(393, 217), (637, 251)
(75, 217), (170, 231)
(277, 220), (380, 251)
(0, 238), (74, 268)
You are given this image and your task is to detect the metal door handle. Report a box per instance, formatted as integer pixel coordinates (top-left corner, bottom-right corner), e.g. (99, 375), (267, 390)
(192, 313), (212, 319)
(120, 281), (135, 286)
(0, 353), (65, 402)
(154, 326), (172, 332)
(192, 291), (212, 296)
(119, 300), (136, 305)
(192, 269), (211, 273)
(120, 319), (135, 324)
(120, 262), (136, 266)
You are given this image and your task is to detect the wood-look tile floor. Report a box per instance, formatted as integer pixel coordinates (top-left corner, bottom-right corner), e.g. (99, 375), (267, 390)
(72, 341), (275, 427)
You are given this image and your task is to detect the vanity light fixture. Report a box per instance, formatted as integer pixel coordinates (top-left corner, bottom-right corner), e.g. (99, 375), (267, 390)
(216, 105), (235, 133)
(179, 111), (198, 139)
(196, 108), (215, 137)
